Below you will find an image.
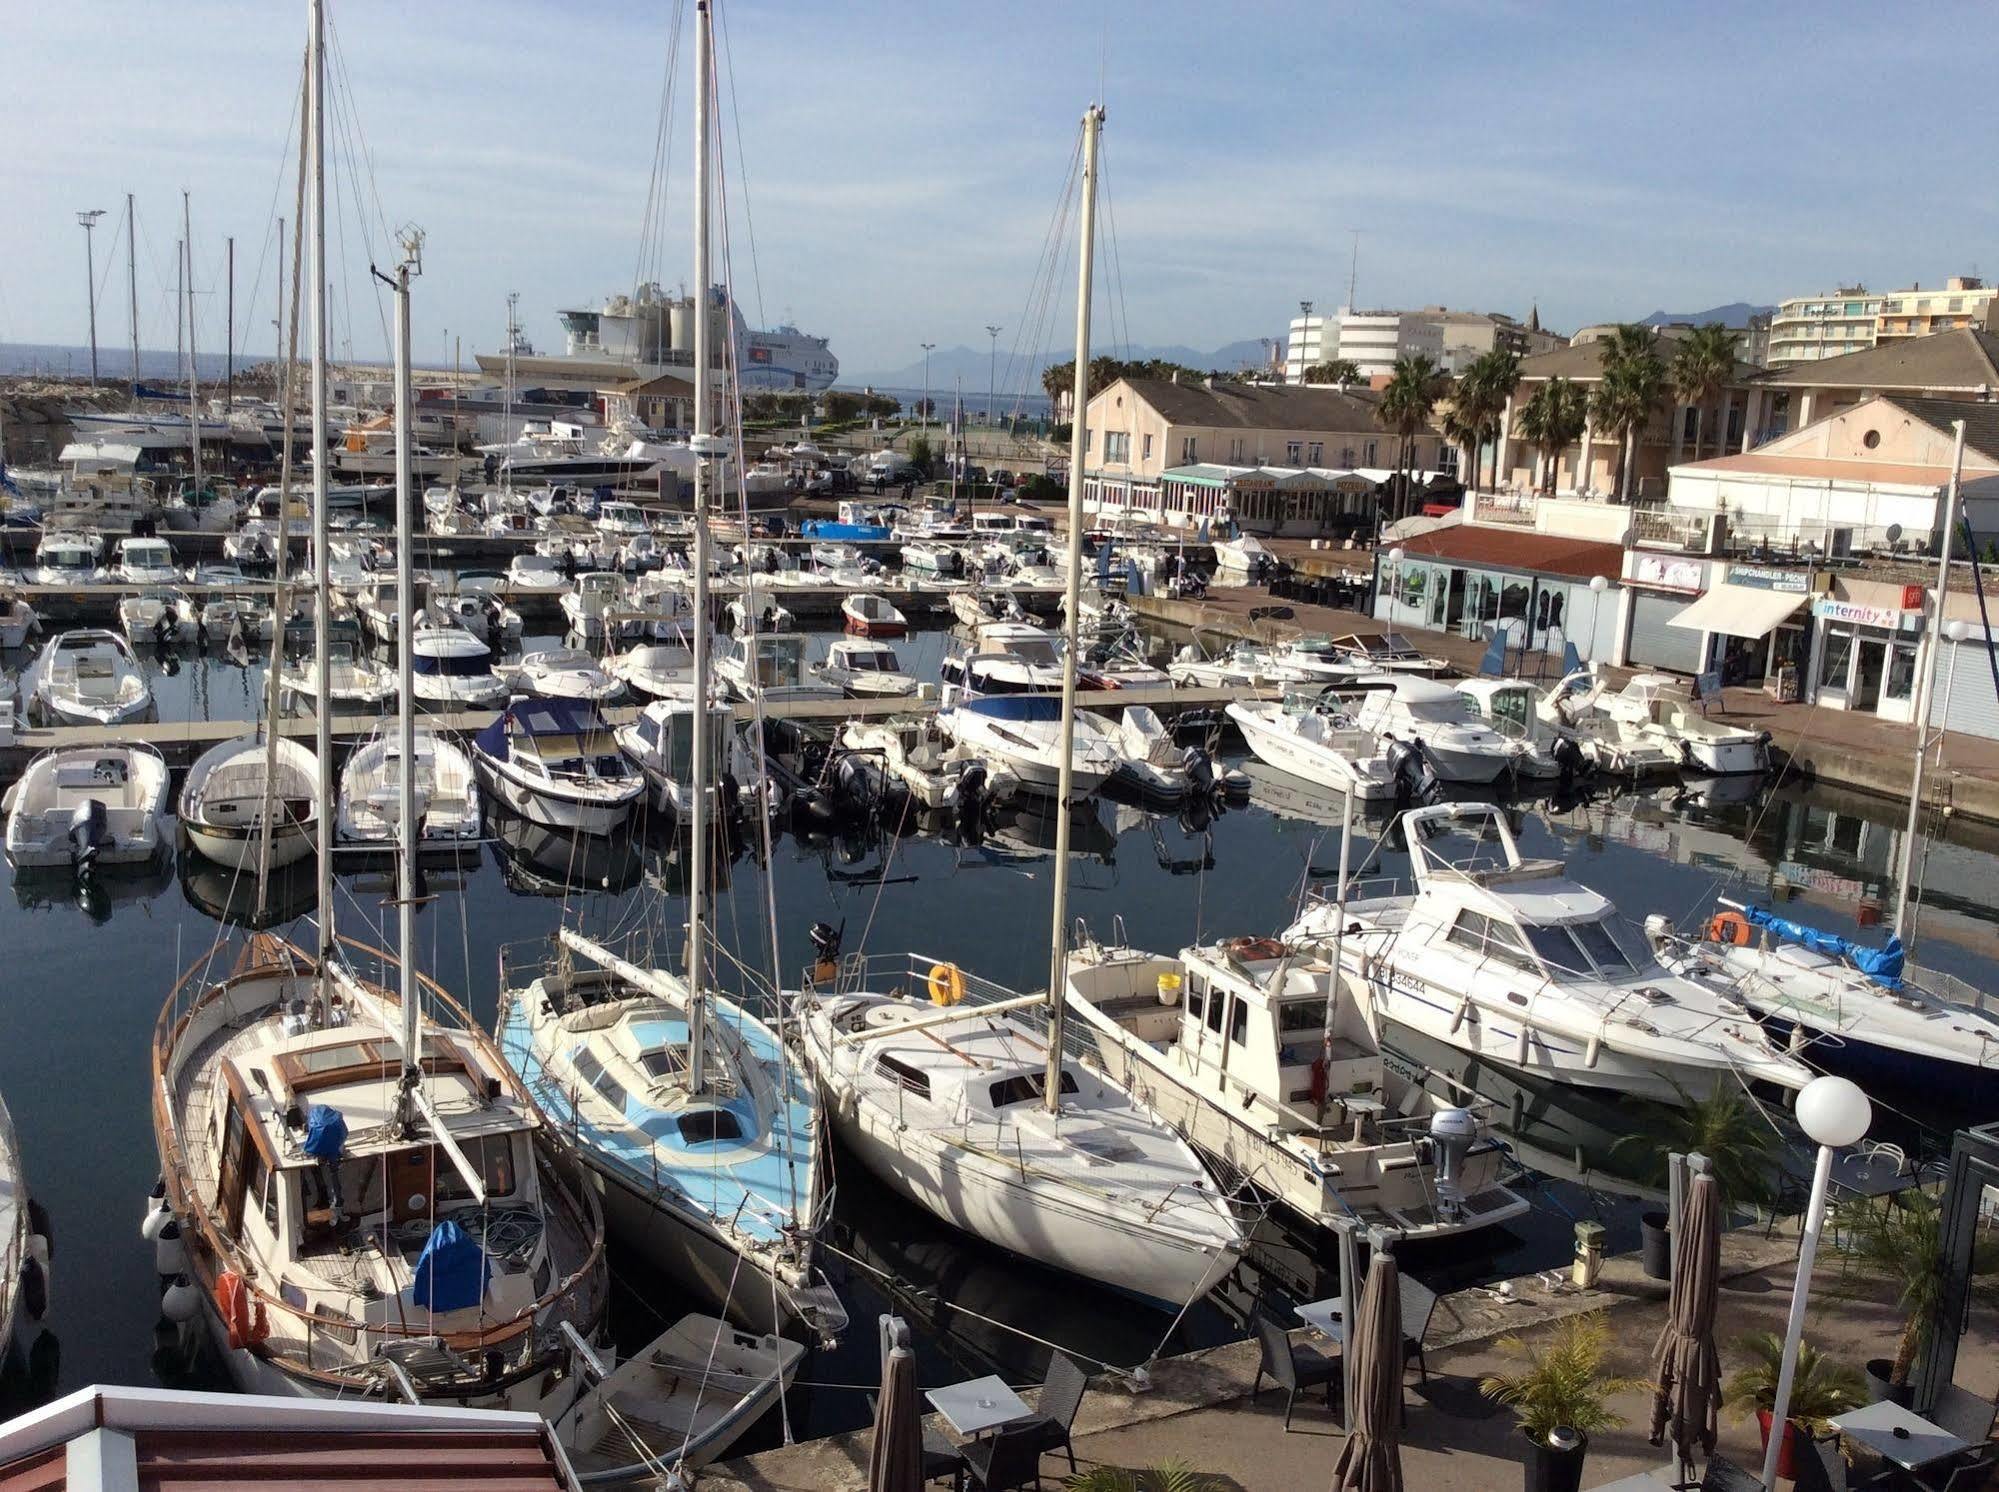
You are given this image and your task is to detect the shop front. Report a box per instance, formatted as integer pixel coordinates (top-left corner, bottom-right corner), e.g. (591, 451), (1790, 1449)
(1623, 554), (1711, 674)
(1665, 564), (1820, 695)
(1375, 529), (1626, 664)
(1807, 592), (1927, 722)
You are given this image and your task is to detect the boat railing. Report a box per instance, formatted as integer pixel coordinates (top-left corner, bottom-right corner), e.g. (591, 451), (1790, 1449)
(1307, 876), (1412, 911)
(814, 951), (1099, 1070)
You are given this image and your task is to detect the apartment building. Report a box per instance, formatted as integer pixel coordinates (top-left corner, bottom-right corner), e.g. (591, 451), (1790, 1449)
(1766, 276), (1997, 368)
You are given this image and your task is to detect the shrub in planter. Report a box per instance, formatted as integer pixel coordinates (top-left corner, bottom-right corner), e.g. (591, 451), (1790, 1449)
(1481, 1312), (1649, 1492)
(1721, 1330), (1863, 1479)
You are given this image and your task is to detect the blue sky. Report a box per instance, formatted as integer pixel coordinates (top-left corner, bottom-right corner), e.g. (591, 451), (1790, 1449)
(6, 1), (1994, 384)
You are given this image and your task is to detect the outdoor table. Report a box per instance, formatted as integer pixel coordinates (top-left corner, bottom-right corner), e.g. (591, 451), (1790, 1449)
(1829, 1150), (1918, 1201)
(1344, 1095), (1385, 1143)
(1583, 1473), (1677, 1491)
(1294, 1296), (1345, 1349)
(1830, 1400), (1971, 1471)
(925, 1375), (1032, 1439)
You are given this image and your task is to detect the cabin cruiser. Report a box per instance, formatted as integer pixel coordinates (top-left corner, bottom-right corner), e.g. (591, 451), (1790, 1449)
(1583, 673), (1772, 775)
(437, 575), (524, 644)
(280, 635), (397, 710)
(472, 697), (645, 833)
(812, 639), (921, 699)
(1285, 802), (1812, 1102)
(336, 724), (483, 848)
(409, 626), (509, 708)
(1652, 903), (1999, 1109)
(177, 734), (320, 870)
(116, 588), (191, 646)
(950, 588), (1033, 630)
(1331, 631), (1448, 676)
(935, 690), (1122, 797)
(504, 647), (625, 704)
(495, 929), (843, 1340)
(940, 624), (1065, 695)
(794, 954), (1244, 1310)
(30, 629), (152, 725)
(0, 591), (38, 649)
(1211, 533), (1274, 578)
(112, 534), (181, 584)
(28, 531), (107, 586)
(1226, 689), (1399, 800)
(715, 632), (843, 706)
(615, 697), (736, 818)
(840, 715), (1015, 811)
(4, 743), (170, 871)
(1454, 677), (1591, 782)
(1064, 931), (1528, 1237)
(801, 499), (895, 543)
(725, 590), (795, 634)
(899, 539), (962, 576)
(1348, 676), (1524, 784)
(1078, 637), (1174, 691)
(560, 571), (631, 639)
(606, 641), (697, 701)
(596, 500), (652, 540)
(841, 593), (907, 638)
(222, 519), (284, 568)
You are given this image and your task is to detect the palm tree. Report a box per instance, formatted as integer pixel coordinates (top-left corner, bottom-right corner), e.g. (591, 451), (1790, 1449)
(1451, 348), (1522, 490)
(1588, 324), (1670, 501)
(1375, 353), (1447, 520)
(1609, 1086), (1776, 1214)
(1302, 357), (1362, 388)
(1514, 377), (1588, 494)
(1668, 323), (1740, 460)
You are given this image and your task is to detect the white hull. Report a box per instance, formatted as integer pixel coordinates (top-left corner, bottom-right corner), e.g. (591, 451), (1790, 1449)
(480, 759), (635, 834)
(183, 816), (315, 871)
(1684, 735), (1770, 775)
(1227, 703), (1394, 800)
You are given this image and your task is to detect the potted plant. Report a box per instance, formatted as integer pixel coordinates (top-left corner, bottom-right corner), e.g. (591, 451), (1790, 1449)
(1481, 1312), (1649, 1492)
(1722, 1330), (1864, 1479)
(1612, 1087), (1776, 1280)
(1065, 1462), (1222, 1492)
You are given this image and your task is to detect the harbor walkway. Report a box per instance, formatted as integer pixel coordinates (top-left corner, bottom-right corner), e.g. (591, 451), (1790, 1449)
(705, 1226), (1999, 1491)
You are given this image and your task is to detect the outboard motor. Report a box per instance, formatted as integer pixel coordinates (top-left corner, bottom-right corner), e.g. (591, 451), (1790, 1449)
(1384, 733), (1424, 811)
(152, 612), (174, 647)
(68, 798), (109, 878)
(1426, 1107), (1480, 1223)
(1182, 745), (1215, 799)
(808, 920), (843, 984)
(953, 761), (991, 845)
(1552, 733), (1588, 788)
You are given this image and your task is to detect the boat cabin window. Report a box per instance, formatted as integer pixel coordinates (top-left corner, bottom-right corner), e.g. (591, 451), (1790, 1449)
(1182, 982), (1205, 1024)
(1446, 911), (1539, 972)
(637, 1046), (688, 1082)
(1524, 918), (1649, 978)
(1204, 987), (1225, 1034)
(877, 1055), (930, 1099)
(1229, 998), (1249, 1046)
(677, 1109), (744, 1145)
(1279, 999), (1323, 1036)
(433, 1135), (518, 1203)
(572, 1050), (629, 1115)
(988, 1070), (1080, 1108)
(634, 715), (661, 749)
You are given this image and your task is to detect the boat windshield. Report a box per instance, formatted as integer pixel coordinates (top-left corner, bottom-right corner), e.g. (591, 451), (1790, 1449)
(1008, 638), (1060, 666)
(1402, 695), (1471, 724)
(1523, 916), (1655, 979)
(413, 650), (493, 677)
(843, 648), (897, 671)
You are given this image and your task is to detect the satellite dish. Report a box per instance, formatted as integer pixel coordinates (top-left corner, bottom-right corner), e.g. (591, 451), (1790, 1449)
(1886, 523), (1903, 543)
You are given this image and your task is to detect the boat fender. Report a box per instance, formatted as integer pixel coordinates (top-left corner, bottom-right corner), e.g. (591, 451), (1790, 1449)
(1515, 1024), (1532, 1067)
(218, 1270), (269, 1350)
(154, 1217), (188, 1277)
(1584, 1032), (1602, 1069)
(1706, 910), (1753, 947)
(142, 1200), (172, 1243)
(27, 1198), (52, 1261)
(927, 962), (965, 1007)
(1450, 996), (1474, 1035)
(160, 1272), (202, 1325)
(18, 1253), (46, 1322)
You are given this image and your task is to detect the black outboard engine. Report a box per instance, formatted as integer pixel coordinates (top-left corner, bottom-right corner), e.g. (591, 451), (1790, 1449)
(1552, 733), (1588, 789)
(808, 919), (844, 984)
(1385, 733), (1422, 811)
(953, 761), (990, 845)
(152, 612), (174, 647)
(1182, 745), (1215, 800)
(68, 798), (109, 878)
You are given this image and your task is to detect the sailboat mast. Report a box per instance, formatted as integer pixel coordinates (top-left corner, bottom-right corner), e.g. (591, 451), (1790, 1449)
(126, 194), (138, 400)
(1043, 103), (1103, 1114)
(390, 240), (421, 1106)
(308, 0), (336, 977)
(685, 0), (716, 1096)
(226, 235), (235, 411)
(1891, 418), (1967, 951)
(184, 195), (201, 496)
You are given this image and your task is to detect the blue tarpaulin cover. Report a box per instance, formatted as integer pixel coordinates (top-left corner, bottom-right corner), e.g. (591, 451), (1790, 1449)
(1744, 906), (1905, 987)
(302, 1105), (348, 1161)
(411, 1219), (489, 1312)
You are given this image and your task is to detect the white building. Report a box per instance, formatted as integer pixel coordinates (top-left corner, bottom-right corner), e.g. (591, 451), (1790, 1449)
(1335, 311), (1445, 379)
(1283, 309), (1335, 382)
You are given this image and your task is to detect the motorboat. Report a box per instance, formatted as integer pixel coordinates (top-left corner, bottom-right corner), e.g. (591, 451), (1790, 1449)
(505, 647), (626, 704)
(177, 733), (320, 870)
(507, 552), (567, 590)
(898, 539), (962, 576)
(840, 715), (1015, 811)
(606, 641), (697, 701)
(495, 930), (843, 1339)
(1584, 673), (1772, 775)
(1109, 705), (1241, 803)
(1284, 802), (1812, 1102)
(0, 591), (38, 649)
(472, 696), (646, 833)
(725, 588), (795, 635)
(810, 540), (863, 571)
(0, 1090), (52, 1361)
(940, 624), (1064, 695)
(1347, 675), (1524, 784)
(935, 691), (1122, 797)
(3, 743), (170, 871)
(616, 698), (736, 818)
(841, 592), (907, 638)
(812, 638), (921, 699)
(336, 724), (483, 848)
(1168, 637), (1295, 689)
(560, 571), (631, 639)
(112, 534), (181, 584)
(596, 499), (652, 540)
(715, 632), (844, 707)
(30, 629), (152, 725)
(950, 589), (1031, 630)
(1454, 677), (1590, 782)
(1652, 903), (1999, 1109)
(1211, 534), (1273, 578)
(1063, 932), (1530, 1237)
(794, 955), (1244, 1310)
(409, 625), (509, 708)
(1078, 638), (1174, 691)
(28, 531), (107, 586)
(222, 519), (283, 567)
(435, 578), (525, 645)
(1330, 631), (1449, 676)
(1225, 690), (1399, 801)
(280, 634), (397, 710)
(1265, 636), (1368, 686)
(116, 587), (190, 646)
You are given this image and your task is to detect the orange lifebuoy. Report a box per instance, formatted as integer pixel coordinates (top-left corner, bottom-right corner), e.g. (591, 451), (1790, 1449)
(1706, 911), (1753, 947)
(927, 962), (966, 1007)
(218, 1270), (270, 1350)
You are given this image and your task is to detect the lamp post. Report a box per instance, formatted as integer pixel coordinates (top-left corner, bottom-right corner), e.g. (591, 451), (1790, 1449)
(1586, 573), (1609, 663)
(77, 209), (106, 387)
(1759, 1076), (1872, 1490)
(920, 342), (935, 434)
(1298, 299), (1314, 383)
(985, 324), (1001, 432)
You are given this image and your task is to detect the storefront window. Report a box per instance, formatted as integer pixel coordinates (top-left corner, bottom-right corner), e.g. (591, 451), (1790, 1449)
(1884, 642), (1918, 702)
(1500, 581), (1530, 621)
(1818, 628), (1854, 693)
(1429, 568), (1449, 627)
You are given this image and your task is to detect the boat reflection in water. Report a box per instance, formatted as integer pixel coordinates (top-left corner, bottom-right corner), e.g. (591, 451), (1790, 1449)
(14, 854), (175, 926)
(177, 855), (318, 930)
(487, 804), (646, 898)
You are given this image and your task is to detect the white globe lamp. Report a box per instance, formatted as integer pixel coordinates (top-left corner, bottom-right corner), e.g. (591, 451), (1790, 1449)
(1795, 1075), (1871, 1149)
(1946, 619), (1970, 644)
(1589, 574), (1609, 593)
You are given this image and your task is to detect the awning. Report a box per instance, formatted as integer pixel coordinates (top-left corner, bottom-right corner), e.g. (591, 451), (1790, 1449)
(1667, 583), (1808, 638)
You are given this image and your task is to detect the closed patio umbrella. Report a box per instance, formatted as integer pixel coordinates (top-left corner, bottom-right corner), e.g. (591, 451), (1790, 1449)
(1649, 1168), (1723, 1468)
(1331, 1250), (1404, 1492)
(869, 1338), (924, 1492)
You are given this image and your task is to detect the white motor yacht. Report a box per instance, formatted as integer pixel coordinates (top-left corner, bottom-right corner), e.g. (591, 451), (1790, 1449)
(899, 539), (962, 576)
(112, 534), (181, 585)
(1332, 631), (1449, 676)
(935, 690), (1122, 797)
(30, 629), (152, 726)
(605, 641), (697, 701)
(177, 733), (320, 870)
(409, 625), (508, 708)
(715, 632), (843, 706)
(280, 635), (397, 710)
(1455, 677), (1589, 781)
(616, 698), (736, 818)
(116, 588), (190, 646)
(1109, 705), (1240, 802)
(1226, 690), (1398, 800)
(28, 531), (107, 586)
(840, 715), (1016, 811)
(1285, 802), (1812, 1102)
(336, 723), (483, 847)
(1584, 673), (1771, 775)
(795, 955), (1244, 1310)
(560, 571), (631, 639)
(812, 639), (921, 699)
(940, 624), (1065, 694)
(471, 697), (646, 833)
(1348, 675), (1524, 784)
(3, 743), (170, 871)
(505, 647), (625, 703)
(1064, 931), (1529, 1237)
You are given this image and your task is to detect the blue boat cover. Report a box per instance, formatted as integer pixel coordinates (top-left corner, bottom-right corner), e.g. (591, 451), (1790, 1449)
(302, 1105), (348, 1161)
(1095, 543), (1111, 586)
(961, 694), (1062, 722)
(411, 1219), (488, 1312)
(473, 697), (604, 762)
(1744, 906), (1905, 987)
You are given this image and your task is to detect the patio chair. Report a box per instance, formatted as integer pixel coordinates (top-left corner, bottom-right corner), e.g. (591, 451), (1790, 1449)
(1400, 1277), (1438, 1385)
(1793, 1438), (1849, 1492)
(1251, 1314), (1340, 1431)
(1918, 1439), (1999, 1491)
(962, 1425), (1046, 1492)
(1013, 1351), (1088, 1475)
(1694, 1453), (1762, 1491)
(1930, 1383), (1999, 1445)
(867, 1393), (967, 1491)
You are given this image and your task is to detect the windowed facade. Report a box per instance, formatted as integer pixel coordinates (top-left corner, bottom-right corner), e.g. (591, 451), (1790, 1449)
(1103, 431), (1130, 464)
(1141, 433), (1153, 461)
(1181, 436), (1197, 463)
(1285, 441), (1302, 465)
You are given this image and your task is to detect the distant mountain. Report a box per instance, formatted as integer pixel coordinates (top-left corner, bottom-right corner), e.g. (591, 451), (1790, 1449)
(851, 337), (1275, 390)
(1639, 302), (1773, 329)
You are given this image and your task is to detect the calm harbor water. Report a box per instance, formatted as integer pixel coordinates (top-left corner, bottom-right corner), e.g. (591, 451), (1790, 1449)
(4, 619), (1999, 1445)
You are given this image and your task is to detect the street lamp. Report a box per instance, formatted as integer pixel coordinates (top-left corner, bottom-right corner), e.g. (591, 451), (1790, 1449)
(920, 343), (936, 434)
(1759, 1075), (1872, 1490)
(77, 209), (106, 387)
(1297, 299), (1314, 383)
(1586, 574), (1609, 663)
(985, 325), (1002, 432)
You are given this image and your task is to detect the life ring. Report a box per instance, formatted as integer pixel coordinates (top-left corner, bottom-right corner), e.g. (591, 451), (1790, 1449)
(1706, 911), (1753, 947)
(218, 1270), (270, 1350)
(927, 963), (965, 1007)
